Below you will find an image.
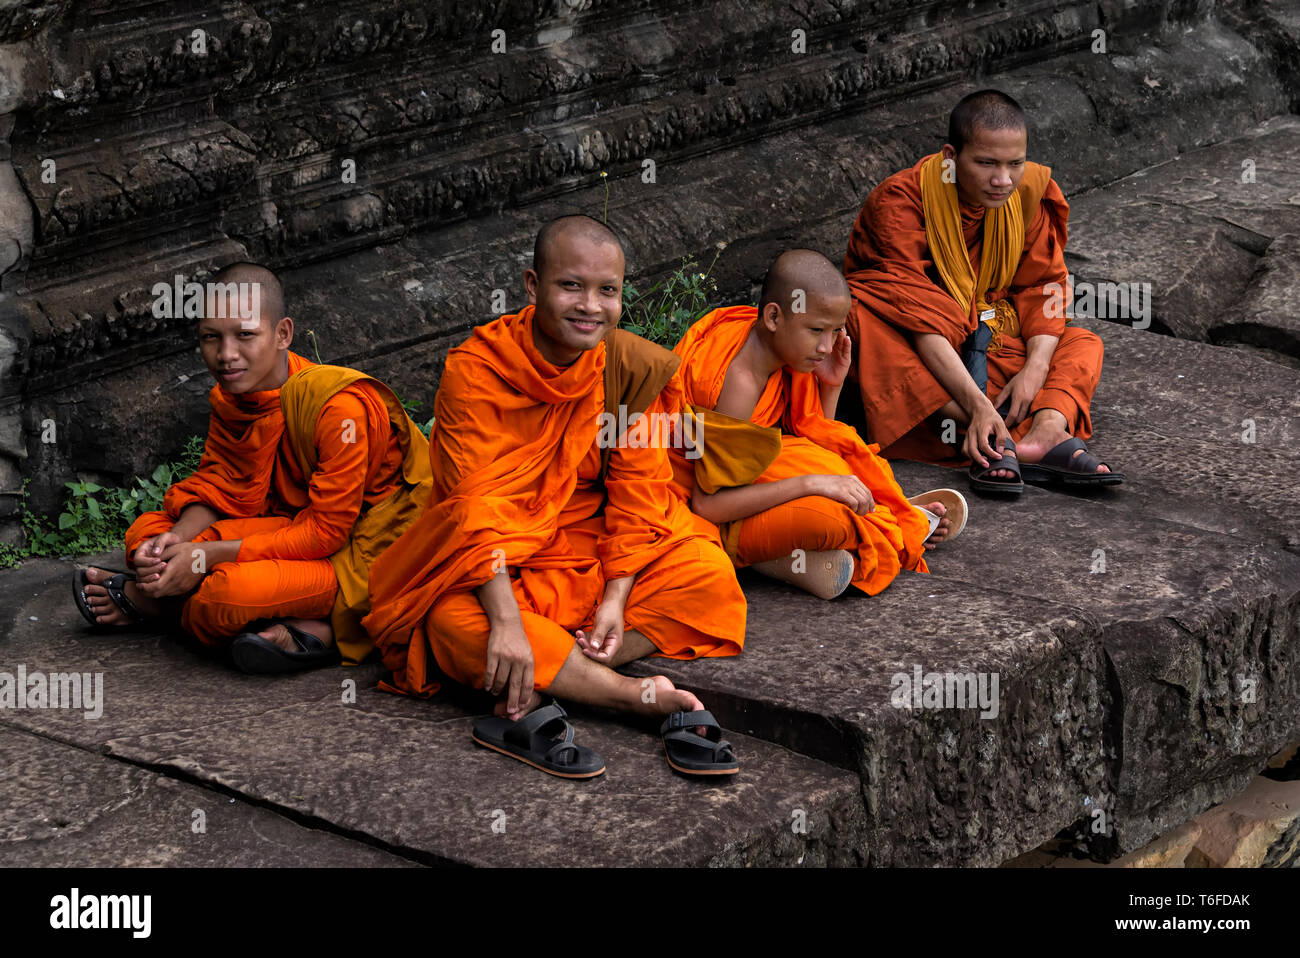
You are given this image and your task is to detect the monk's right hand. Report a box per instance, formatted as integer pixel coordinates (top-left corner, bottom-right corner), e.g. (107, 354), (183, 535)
(139, 539), (207, 597)
(964, 403), (1012, 468)
(485, 619), (534, 721)
(133, 531), (180, 583)
(807, 474), (875, 515)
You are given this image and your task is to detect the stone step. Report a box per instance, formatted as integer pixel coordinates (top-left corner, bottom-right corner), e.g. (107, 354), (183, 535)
(0, 727), (415, 867)
(1065, 115), (1300, 348)
(0, 558), (867, 867)
(621, 315), (1300, 864)
(1006, 747), (1300, 868)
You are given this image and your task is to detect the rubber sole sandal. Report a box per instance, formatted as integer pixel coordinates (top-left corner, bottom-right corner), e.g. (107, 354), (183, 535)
(968, 437), (1023, 494)
(1020, 436), (1125, 487)
(907, 488), (969, 543)
(661, 709), (739, 777)
(72, 567), (143, 628)
(471, 702), (605, 779)
(230, 622), (341, 674)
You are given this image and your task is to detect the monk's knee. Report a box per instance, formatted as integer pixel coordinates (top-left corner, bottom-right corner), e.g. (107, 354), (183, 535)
(789, 498), (858, 552)
(1064, 327), (1104, 361)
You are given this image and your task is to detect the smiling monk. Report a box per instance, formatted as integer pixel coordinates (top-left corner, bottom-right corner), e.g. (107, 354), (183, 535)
(363, 214), (746, 779)
(669, 249), (965, 601)
(73, 262), (432, 674)
(842, 89), (1123, 493)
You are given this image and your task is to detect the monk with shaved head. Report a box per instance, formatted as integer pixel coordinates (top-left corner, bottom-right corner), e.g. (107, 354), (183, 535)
(363, 214), (747, 779)
(670, 249), (965, 601)
(843, 89), (1124, 492)
(74, 262), (433, 674)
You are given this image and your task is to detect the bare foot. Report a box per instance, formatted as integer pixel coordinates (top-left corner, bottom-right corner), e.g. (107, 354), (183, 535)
(632, 675), (704, 718)
(922, 501), (951, 549)
(255, 617), (333, 652)
(1014, 411), (1111, 475)
(493, 689), (544, 719)
(82, 566), (161, 626)
(982, 445), (1019, 481)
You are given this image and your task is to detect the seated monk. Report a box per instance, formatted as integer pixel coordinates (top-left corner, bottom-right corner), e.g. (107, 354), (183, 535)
(362, 214), (747, 780)
(73, 262), (433, 675)
(842, 89), (1124, 493)
(669, 249), (966, 601)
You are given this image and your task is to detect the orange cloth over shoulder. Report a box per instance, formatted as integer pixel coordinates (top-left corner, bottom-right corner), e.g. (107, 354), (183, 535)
(164, 351), (316, 520)
(278, 365), (434, 664)
(362, 306), (604, 695)
(842, 154), (1071, 459)
(671, 306), (930, 594)
(363, 307), (743, 695)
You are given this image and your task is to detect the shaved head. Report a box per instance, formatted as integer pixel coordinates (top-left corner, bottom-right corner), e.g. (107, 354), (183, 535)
(533, 214), (624, 279)
(947, 89), (1027, 155)
(758, 249), (850, 321)
(209, 261), (285, 327)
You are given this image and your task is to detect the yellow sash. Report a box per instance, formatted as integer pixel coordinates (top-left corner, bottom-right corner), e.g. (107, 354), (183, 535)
(682, 404), (782, 560)
(920, 153), (1023, 350)
(279, 365), (434, 665)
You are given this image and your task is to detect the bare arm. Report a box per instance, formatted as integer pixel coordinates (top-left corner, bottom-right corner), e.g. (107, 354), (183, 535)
(818, 379), (842, 420)
(915, 333), (992, 420)
(915, 332), (1010, 468)
(476, 571), (534, 719)
(692, 476), (810, 525)
(693, 473), (876, 523)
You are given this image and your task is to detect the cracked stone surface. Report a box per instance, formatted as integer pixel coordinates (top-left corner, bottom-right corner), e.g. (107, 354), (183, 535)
(0, 728), (415, 867)
(1, 559), (866, 867)
(1067, 115), (1300, 347)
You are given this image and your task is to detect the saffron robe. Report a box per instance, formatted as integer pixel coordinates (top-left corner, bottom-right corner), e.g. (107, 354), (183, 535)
(125, 355), (431, 661)
(842, 154), (1103, 463)
(670, 305), (930, 596)
(362, 306), (746, 697)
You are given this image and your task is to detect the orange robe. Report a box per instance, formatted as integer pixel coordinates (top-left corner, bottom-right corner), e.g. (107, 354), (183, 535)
(670, 306), (930, 596)
(125, 355), (430, 660)
(843, 154), (1103, 463)
(362, 306), (746, 697)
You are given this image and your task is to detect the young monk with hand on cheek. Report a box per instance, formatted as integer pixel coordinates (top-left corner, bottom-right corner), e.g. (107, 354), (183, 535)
(670, 249), (965, 601)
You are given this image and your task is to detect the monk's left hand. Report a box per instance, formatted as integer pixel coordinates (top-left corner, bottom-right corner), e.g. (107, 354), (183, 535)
(576, 602), (625, 664)
(812, 330), (853, 388)
(139, 540), (208, 597)
(993, 361), (1047, 427)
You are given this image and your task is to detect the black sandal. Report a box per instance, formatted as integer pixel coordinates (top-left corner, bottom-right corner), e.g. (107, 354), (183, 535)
(1020, 437), (1125, 487)
(661, 709), (739, 776)
(230, 621), (341, 674)
(472, 702), (606, 779)
(968, 437), (1024, 494)
(72, 567), (144, 628)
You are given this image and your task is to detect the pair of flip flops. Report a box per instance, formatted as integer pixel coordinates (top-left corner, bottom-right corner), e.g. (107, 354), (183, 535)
(968, 437), (1123, 494)
(230, 622), (341, 674)
(471, 703), (739, 779)
(72, 567), (145, 628)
